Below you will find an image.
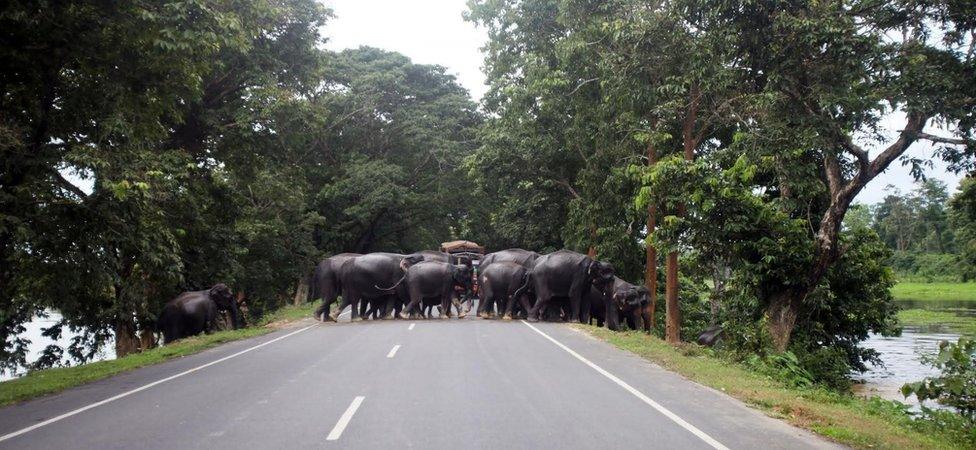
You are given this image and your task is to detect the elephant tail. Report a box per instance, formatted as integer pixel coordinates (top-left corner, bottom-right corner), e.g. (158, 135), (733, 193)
(511, 271), (532, 300)
(375, 274), (407, 292)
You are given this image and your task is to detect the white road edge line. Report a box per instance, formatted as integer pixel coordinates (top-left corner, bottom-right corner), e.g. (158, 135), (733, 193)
(408, 323), (415, 330)
(386, 344), (401, 358)
(521, 321), (729, 450)
(326, 396), (365, 441)
(0, 325), (316, 443)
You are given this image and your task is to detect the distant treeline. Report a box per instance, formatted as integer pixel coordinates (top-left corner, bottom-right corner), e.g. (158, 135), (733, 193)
(848, 178), (976, 282)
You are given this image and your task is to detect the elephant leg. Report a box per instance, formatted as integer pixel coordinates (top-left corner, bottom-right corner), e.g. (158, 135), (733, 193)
(314, 286), (336, 321)
(399, 292), (423, 320)
(359, 300), (369, 319)
(440, 295), (452, 319)
(528, 294), (551, 322)
(569, 293), (582, 323)
(329, 294), (351, 322)
(605, 302), (620, 331)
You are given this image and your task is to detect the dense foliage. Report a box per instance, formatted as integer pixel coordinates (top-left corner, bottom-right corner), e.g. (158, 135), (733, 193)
(466, 0), (974, 386)
(1, 0), (480, 372)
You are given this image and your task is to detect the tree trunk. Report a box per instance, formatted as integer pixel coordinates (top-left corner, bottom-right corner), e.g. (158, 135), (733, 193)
(766, 289), (801, 352)
(663, 84), (700, 344)
(665, 251), (681, 343)
(114, 318), (141, 357)
(644, 140), (658, 332)
(139, 328), (156, 350)
(293, 273), (311, 306)
(587, 224), (598, 258)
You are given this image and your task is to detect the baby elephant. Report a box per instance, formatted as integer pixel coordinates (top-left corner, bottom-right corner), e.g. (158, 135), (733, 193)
(158, 284), (241, 343)
(378, 261), (473, 320)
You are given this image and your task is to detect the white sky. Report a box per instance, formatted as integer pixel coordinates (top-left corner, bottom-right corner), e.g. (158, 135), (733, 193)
(320, 0), (963, 203)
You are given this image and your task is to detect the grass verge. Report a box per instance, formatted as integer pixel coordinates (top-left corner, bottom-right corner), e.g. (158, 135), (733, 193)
(898, 309), (976, 336)
(0, 302), (317, 407)
(578, 325), (965, 450)
(891, 282), (976, 302)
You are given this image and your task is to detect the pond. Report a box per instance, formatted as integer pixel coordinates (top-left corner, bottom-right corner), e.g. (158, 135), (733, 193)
(855, 298), (976, 408)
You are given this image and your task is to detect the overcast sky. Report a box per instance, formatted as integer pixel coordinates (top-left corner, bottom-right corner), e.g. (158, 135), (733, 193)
(320, 0), (965, 204)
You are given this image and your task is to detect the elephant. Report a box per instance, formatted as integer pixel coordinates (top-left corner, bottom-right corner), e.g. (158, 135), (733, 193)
(415, 250), (475, 311)
(584, 277), (650, 331)
(332, 252), (425, 321)
(513, 249), (615, 323)
(158, 283), (241, 343)
(378, 261), (473, 320)
(476, 248), (539, 316)
(310, 253), (361, 321)
(478, 261), (532, 320)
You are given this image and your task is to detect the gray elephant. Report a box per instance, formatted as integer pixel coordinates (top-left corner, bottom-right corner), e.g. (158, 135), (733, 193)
(378, 261), (473, 320)
(478, 261), (531, 320)
(476, 248), (539, 316)
(513, 250), (614, 323)
(310, 253), (361, 321)
(584, 277), (650, 331)
(158, 284), (241, 343)
(333, 253), (424, 321)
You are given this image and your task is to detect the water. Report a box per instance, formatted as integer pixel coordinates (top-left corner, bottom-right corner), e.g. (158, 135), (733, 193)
(0, 310), (115, 382)
(855, 299), (975, 408)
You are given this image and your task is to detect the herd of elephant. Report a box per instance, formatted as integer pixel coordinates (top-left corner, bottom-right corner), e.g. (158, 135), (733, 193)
(310, 248), (652, 331)
(156, 248), (652, 345)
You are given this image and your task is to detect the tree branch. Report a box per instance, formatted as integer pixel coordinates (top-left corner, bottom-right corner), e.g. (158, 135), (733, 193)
(53, 172), (89, 200)
(916, 131), (968, 146)
(555, 178), (581, 199)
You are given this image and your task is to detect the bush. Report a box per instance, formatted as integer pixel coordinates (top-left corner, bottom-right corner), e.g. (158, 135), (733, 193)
(902, 337), (976, 421)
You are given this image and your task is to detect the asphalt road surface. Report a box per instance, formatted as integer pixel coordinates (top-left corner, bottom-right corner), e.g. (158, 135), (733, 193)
(0, 310), (841, 449)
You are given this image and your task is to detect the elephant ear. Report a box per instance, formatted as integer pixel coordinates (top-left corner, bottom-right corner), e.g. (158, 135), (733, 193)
(209, 284), (233, 308)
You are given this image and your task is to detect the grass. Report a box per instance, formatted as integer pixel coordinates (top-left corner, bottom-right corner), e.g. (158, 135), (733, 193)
(891, 282), (976, 302)
(0, 302), (317, 407)
(898, 309), (976, 336)
(578, 325), (966, 450)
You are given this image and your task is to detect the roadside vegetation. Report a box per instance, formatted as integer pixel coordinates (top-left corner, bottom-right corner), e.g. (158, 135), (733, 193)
(0, 303), (316, 407)
(582, 326), (974, 449)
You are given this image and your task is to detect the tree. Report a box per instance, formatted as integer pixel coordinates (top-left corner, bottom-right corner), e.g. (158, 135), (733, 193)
(1, 0), (331, 367)
(950, 177), (976, 281)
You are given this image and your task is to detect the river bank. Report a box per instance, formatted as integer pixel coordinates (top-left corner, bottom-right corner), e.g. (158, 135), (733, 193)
(855, 282), (974, 411)
(580, 326), (969, 449)
(0, 303), (317, 406)
(891, 282), (976, 302)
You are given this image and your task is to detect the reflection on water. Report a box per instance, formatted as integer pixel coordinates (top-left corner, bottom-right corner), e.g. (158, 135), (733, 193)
(0, 310), (115, 382)
(854, 326), (960, 407)
(856, 299), (975, 409)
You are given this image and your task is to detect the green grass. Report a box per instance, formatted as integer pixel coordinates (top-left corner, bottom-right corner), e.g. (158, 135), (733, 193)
(891, 282), (976, 302)
(898, 309), (976, 336)
(0, 302), (317, 407)
(578, 325), (966, 450)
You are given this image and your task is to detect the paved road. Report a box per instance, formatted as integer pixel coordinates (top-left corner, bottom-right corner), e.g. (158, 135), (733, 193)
(0, 312), (840, 449)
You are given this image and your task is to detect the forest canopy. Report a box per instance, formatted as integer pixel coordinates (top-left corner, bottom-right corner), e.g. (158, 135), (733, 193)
(1, 0), (480, 370)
